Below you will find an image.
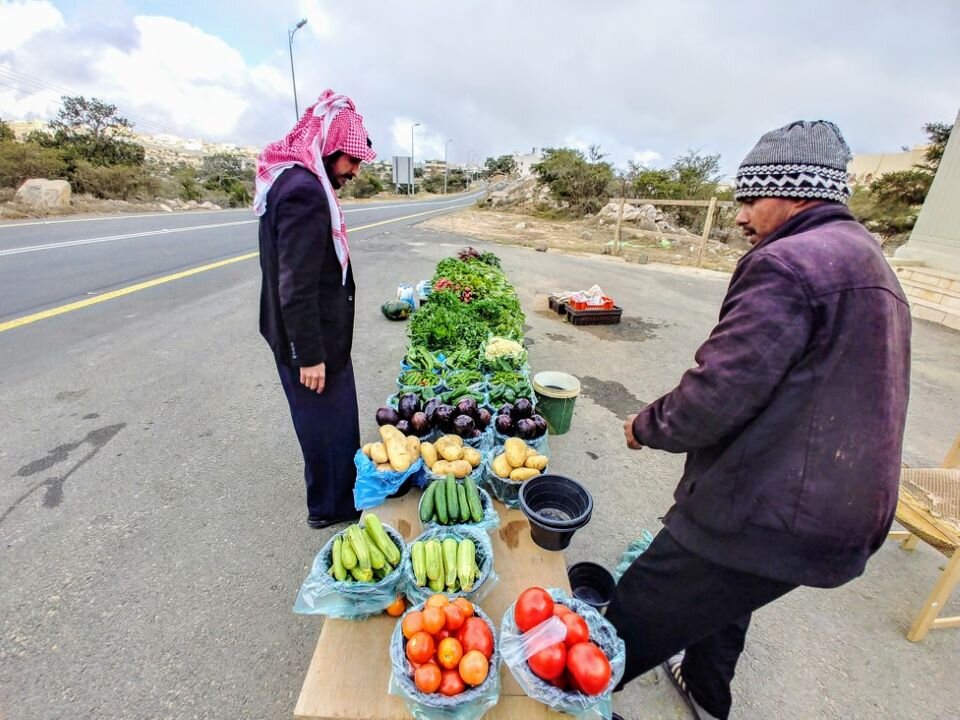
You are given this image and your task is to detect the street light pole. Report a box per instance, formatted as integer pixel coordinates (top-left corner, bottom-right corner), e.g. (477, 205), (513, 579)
(288, 18), (308, 122)
(410, 122), (421, 196)
(444, 139), (453, 195)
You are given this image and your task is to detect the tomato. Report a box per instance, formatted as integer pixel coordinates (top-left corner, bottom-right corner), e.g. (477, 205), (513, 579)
(559, 613), (590, 647)
(439, 668), (466, 697)
(414, 662), (441, 694)
(566, 642), (612, 696)
(457, 617), (494, 659)
(422, 606), (446, 635)
(443, 604), (466, 632)
(515, 587), (554, 632)
(402, 611), (424, 640)
(386, 596), (406, 617)
(437, 637), (464, 670)
(553, 604), (572, 618)
(434, 628), (452, 641)
(528, 642), (566, 681)
(425, 594), (450, 609)
(458, 649), (489, 687)
(406, 631), (436, 665)
(549, 672), (569, 690)
(453, 597), (474, 619)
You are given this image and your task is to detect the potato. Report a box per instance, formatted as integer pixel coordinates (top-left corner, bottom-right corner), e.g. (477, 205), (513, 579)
(510, 467), (540, 482)
(462, 447), (482, 468)
(439, 442), (464, 462)
(525, 446), (538, 458)
(376, 462), (394, 472)
(440, 434), (463, 447)
(492, 453), (513, 479)
(420, 441), (438, 467)
(405, 435), (421, 459)
(525, 454), (548, 470)
(379, 426), (412, 472)
(504, 438), (528, 468)
(370, 442), (389, 464)
(362, 442), (373, 458)
(431, 460), (451, 476)
(449, 460), (472, 479)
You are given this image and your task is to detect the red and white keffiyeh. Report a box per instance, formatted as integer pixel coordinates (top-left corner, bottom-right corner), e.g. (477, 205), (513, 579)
(254, 89), (376, 284)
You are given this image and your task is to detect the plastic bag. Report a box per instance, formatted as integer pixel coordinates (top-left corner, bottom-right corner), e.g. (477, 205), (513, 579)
(419, 480), (501, 533)
(403, 525), (498, 605)
(479, 443), (550, 509)
(491, 428), (550, 456)
(424, 461), (484, 486)
(500, 589), (626, 719)
(389, 602), (501, 720)
(613, 530), (655, 581)
(294, 522), (409, 619)
(353, 450), (426, 510)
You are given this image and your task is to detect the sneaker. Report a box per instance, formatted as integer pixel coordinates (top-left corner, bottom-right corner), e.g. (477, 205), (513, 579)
(306, 512), (361, 529)
(661, 652), (721, 720)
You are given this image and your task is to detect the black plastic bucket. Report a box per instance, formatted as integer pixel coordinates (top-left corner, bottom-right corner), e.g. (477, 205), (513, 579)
(519, 474), (593, 551)
(567, 561), (616, 612)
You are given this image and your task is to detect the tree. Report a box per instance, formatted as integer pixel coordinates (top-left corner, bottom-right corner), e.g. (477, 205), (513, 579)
(0, 140), (67, 188)
(626, 149), (723, 200)
(38, 95), (145, 168)
(199, 151), (253, 190)
(341, 169), (383, 199)
(0, 119), (14, 143)
(918, 121), (952, 173)
(869, 169), (933, 206)
(484, 155), (517, 176)
(532, 147), (615, 215)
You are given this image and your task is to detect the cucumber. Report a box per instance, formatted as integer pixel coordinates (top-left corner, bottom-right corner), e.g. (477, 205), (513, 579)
(442, 538), (459, 589)
(435, 479), (448, 524)
(457, 484), (470, 522)
(445, 475), (459, 524)
(464, 476), (484, 523)
(420, 481), (438, 523)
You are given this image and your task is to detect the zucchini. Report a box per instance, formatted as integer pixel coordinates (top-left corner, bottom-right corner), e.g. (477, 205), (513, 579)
(457, 538), (477, 592)
(346, 525), (371, 571)
(425, 539), (442, 582)
(445, 475), (459, 524)
(340, 533), (358, 570)
(435, 478), (448, 524)
(411, 541), (427, 587)
(420, 481), (438, 523)
(442, 538), (459, 589)
(464, 476), (483, 523)
(363, 525), (386, 570)
(332, 537), (347, 581)
(365, 514), (401, 566)
(457, 484), (470, 523)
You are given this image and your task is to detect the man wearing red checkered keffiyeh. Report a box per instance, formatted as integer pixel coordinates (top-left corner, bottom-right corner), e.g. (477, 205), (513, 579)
(256, 89), (377, 529)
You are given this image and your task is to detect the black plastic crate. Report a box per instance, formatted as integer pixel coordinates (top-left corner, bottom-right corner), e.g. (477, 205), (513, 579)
(565, 305), (623, 326)
(548, 295), (567, 315)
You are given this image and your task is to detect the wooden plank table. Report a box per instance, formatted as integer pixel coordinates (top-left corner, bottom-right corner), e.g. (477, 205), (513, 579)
(294, 490), (571, 719)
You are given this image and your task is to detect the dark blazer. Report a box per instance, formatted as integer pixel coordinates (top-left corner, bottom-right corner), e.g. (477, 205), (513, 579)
(258, 166), (356, 372)
(633, 204), (911, 588)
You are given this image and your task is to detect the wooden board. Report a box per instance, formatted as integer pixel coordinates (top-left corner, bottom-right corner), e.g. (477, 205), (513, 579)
(294, 490), (572, 720)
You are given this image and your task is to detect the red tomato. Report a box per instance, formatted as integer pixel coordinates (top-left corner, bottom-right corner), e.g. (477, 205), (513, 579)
(434, 628), (452, 641)
(559, 613), (590, 647)
(443, 604), (466, 632)
(458, 649), (489, 686)
(515, 587), (554, 633)
(437, 637), (464, 670)
(457, 617), (494, 659)
(528, 642), (567, 681)
(453, 597), (474, 619)
(406, 631), (436, 665)
(422, 606), (446, 635)
(414, 663), (442, 694)
(549, 672), (569, 690)
(439, 668), (466, 696)
(553, 604), (572, 618)
(566, 642), (612, 696)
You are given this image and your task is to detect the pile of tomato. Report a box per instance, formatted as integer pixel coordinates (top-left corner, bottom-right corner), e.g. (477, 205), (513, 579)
(401, 594), (495, 697)
(513, 587), (612, 696)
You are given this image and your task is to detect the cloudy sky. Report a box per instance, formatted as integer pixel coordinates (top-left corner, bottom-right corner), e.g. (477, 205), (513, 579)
(1, 0), (957, 175)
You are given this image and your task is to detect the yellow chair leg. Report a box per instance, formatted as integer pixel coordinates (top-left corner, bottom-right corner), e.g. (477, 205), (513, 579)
(901, 534), (921, 551)
(907, 549), (960, 642)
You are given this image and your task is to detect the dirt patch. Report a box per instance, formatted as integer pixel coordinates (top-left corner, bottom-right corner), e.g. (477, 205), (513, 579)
(396, 518), (413, 539)
(579, 376), (648, 420)
(422, 207), (742, 273)
(535, 311), (663, 343)
(498, 519), (525, 550)
(546, 332), (573, 343)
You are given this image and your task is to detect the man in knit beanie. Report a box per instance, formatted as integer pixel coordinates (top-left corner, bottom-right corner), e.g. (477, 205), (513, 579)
(607, 121), (911, 719)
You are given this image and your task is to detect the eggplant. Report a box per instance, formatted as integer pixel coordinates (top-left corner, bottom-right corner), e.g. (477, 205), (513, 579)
(470, 429), (483, 438)
(512, 398), (534, 420)
(397, 393), (420, 420)
(476, 408), (492, 430)
(456, 397), (479, 420)
(497, 403), (514, 417)
(395, 419), (411, 435)
(423, 398), (440, 424)
(516, 418), (537, 439)
(531, 414), (548, 437)
(410, 412), (430, 436)
(434, 404), (455, 431)
(495, 413), (514, 435)
(453, 414), (476, 437)
(376, 406), (400, 427)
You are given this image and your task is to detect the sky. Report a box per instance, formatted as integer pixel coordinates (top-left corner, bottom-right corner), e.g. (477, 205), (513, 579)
(0, 0), (957, 176)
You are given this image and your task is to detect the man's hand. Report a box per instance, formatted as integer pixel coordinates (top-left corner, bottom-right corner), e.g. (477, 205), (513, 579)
(624, 414), (643, 450)
(300, 362), (326, 394)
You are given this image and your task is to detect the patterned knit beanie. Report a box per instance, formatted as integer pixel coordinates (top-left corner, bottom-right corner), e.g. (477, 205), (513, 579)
(735, 120), (852, 204)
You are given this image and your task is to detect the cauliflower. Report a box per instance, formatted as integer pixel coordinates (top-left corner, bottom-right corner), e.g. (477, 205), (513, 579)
(484, 336), (525, 361)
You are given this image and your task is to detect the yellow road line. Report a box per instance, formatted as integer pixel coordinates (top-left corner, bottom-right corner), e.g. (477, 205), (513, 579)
(0, 204), (463, 333)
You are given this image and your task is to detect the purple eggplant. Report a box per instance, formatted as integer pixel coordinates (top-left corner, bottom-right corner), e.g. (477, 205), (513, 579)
(476, 408), (492, 430)
(376, 406), (400, 427)
(453, 414), (476, 437)
(470, 429), (483, 438)
(410, 412), (430, 436)
(434, 404), (455, 431)
(516, 418), (537, 439)
(512, 398), (534, 420)
(397, 393), (420, 420)
(497, 403), (514, 417)
(456, 397), (479, 420)
(495, 413), (514, 435)
(423, 398), (440, 424)
(531, 414), (548, 437)
(395, 419), (411, 435)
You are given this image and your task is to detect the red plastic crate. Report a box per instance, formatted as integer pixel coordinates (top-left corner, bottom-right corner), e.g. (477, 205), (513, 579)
(567, 296), (615, 311)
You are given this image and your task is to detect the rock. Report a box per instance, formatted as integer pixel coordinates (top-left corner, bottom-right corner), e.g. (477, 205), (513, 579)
(159, 203), (173, 212)
(514, 222), (527, 230)
(15, 179), (71, 209)
(199, 201), (220, 210)
(580, 231), (592, 241)
(534, 243), (548, 253)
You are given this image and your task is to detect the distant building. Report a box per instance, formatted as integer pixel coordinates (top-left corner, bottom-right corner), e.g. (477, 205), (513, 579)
(848, 145), (929, 185)
(511, 147), (544, 177)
